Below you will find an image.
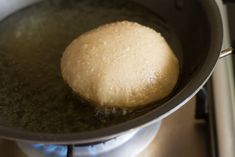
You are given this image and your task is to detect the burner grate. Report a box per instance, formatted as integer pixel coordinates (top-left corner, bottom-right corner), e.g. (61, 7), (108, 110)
(67, 145), (73, 157)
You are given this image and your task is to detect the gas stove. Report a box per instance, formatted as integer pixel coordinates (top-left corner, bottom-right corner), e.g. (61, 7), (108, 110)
(0, 0), (234, 157)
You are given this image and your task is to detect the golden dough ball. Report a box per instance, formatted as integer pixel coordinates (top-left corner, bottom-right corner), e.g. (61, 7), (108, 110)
(61, 21), (179, 108)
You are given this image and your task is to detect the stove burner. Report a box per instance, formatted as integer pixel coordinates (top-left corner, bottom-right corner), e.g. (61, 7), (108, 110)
(30, 131), (138, 157)
(17, 122), (161, 157)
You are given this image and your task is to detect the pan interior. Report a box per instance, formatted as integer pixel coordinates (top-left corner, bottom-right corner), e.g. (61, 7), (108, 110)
(0, 0), (182, 133)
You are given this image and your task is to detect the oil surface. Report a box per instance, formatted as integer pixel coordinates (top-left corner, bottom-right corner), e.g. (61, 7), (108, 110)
(0, 0), (179, 133)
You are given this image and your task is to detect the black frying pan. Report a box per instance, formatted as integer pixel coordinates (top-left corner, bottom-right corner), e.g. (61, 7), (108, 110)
(0, 0), (224, 144)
